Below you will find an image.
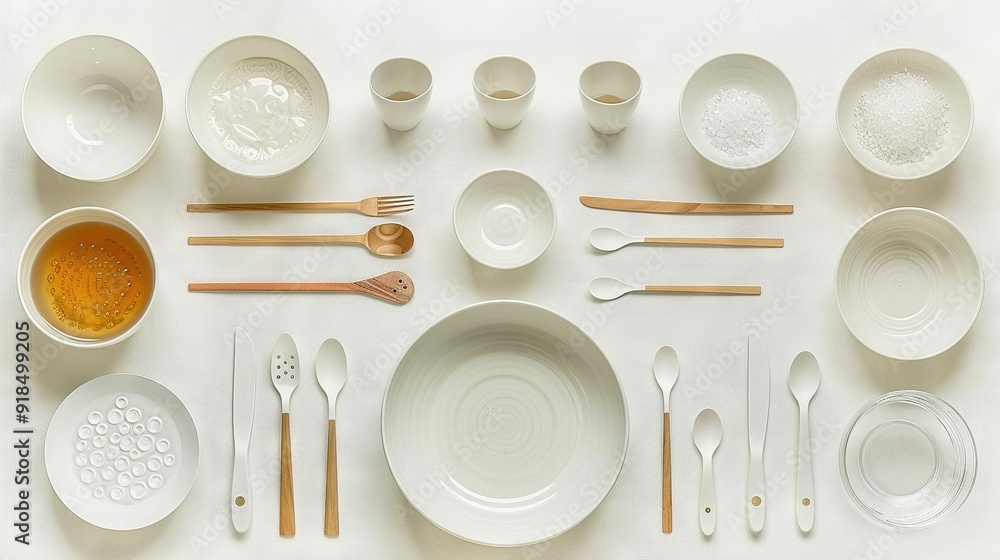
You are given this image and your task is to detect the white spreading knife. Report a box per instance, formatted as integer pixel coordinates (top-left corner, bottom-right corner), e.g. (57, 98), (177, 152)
(232, 328), (256, 533)
(747, 333), (769, 533)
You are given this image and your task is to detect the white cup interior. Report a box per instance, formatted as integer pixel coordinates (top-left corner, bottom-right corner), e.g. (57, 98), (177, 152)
(474, 57), (535, 98)
(579, 61), (640, 102)
(18, 207), (156, 348)
(371, 58), (432, 100)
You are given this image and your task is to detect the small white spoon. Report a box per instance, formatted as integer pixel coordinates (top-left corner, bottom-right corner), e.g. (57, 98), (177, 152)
(590, 227), (783, 251)
(654, 346), (679, 533)
(693, 408), (723, 537)
(789, 351), (821, 533)
(589, 277), (761, 300)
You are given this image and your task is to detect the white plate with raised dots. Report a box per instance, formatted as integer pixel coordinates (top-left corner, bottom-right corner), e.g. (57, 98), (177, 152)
(45, 374), (199, 530)
(382, 301), (628, 546)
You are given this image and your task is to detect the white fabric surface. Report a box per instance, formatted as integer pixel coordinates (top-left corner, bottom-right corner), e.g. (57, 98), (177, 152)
(1, 0), (995, 558)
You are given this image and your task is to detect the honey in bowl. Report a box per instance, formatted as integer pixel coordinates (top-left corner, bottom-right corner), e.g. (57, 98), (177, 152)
(31, 221), (153, 340)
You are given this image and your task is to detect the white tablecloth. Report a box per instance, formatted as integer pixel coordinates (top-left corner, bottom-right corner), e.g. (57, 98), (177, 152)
(2, 0), (994, 558)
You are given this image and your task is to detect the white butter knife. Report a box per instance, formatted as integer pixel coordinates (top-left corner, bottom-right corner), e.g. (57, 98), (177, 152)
(232, 328), (256, 533)
(747, 333), (769, 533)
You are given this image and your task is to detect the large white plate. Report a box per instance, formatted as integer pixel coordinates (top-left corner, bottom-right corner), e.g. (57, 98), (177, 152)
(45, 374), (199, 530)
(836, 207), (983, 360)
(382, 301), (628, 547)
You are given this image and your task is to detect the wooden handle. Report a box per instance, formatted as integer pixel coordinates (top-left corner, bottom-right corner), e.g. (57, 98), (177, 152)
(188, 235), (359, 246)
(325, 419), (340, 537)
(644, 237), (783, 248)
(645, 285), (761, 295)
(190, 282), (354, 293)
(580, 195), (793, 214)
(187, 202), (356, 213)
(662, 412), (672, 533)
(279, 412), (295, 536)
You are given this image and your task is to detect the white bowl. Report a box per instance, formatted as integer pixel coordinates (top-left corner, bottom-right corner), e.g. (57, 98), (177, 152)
(680, 53), (797, 170)
(18, 207), (157, 349)
(187, 35), (329, 178)
(22, 35), (164, 182)
(382, 301), (628, 546)
(454, 169), (556, 269)
(836, 207), (982, 360)
(45, 374), (199, 530)
(837, 49), (973, 180)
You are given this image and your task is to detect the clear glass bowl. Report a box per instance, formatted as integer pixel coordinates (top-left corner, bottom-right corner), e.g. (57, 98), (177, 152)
(840, 390), (976, 527)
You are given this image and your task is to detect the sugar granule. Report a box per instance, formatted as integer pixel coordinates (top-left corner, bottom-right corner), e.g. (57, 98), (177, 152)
(701, 87), (772, 158)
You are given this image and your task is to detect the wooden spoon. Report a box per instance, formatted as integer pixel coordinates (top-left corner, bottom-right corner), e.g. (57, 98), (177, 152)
(188, 223), (415, 256)
(188, 271), (414, 305)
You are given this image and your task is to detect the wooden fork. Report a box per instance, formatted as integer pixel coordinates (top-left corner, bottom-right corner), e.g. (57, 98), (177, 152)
(187, 195), (415, 217)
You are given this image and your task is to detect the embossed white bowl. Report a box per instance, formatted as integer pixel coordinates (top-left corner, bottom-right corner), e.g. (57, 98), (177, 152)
(454, 169), (556, 269)
(382, 301), (628, 546)
(22, 35), (164, 182)
(186, 35), (329, 178)
(836, 207), (983, 360)
(45, 374), (199, 530)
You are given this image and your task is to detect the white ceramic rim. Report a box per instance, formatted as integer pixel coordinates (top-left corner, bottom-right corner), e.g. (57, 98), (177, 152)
(836, 48), (974, 181)
(380, 299), (629, 547)
(369, 57), (433, 103)
(21, 35), (165, 182)
(679, 52), (798, 171)
(472, 55), (536, 100)
(835, 206), (983, 360)
(453, 168), (556, 270)
(44, 373), (200, 530)
(577, 59), (642, 105)
(17, 207), (157, 349)
(185, 34), (330, 178)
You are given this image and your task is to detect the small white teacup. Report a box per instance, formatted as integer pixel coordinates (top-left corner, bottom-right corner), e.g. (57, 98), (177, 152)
(473, 56), (536, 130)
(578, 60), (642, 135)
(370, 57), (433, 131)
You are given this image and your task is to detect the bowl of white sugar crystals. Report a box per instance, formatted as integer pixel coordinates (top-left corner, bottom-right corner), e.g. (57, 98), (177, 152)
(838, 49), (973, 180)
(680, 53), (798, 171)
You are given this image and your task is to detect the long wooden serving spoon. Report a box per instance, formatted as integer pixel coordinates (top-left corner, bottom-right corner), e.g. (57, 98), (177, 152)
(189, 271), (414, 305)
(188, 223), (414, 257)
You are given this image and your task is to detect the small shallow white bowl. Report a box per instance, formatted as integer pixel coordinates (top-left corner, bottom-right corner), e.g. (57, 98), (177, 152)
(22, 35), (164, 182)
(187, 35), (329, 178)
(837, 48), (973, 180)
(18, 207), (157, 349)
(454, 169), (556, 269)
(836, 207), (982, 360)
(382, 300), (628, 547)
(45, 374), (199, 530)
(680, 53), (797, 170)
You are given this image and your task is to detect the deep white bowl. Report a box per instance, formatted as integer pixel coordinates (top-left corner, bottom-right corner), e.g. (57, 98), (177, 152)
(836, 207), (982, 360)
(187, 35), (329, 178)
(837, 48), (973, 180)
(382, 301), (628, 546)
(454, 169), (556, 269)
(22, 35), (164, 182)
(680, 53), (797, 170)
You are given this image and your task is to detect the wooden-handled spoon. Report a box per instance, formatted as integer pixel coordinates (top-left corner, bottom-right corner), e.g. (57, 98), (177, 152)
(316, 339), (348, 537)
(654, 347), (679, 533)
(188, 223), (414, 256)
(189, 271), (414, 305)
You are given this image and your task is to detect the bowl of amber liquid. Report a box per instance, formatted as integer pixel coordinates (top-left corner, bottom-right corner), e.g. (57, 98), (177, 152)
(18, 207), (156, 348)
